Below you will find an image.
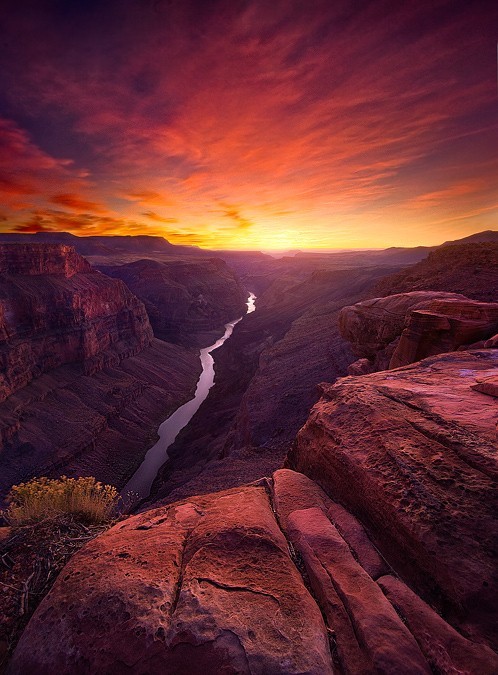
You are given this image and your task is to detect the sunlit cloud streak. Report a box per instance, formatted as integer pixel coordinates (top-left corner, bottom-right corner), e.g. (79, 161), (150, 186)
(0, 0), (497, 248)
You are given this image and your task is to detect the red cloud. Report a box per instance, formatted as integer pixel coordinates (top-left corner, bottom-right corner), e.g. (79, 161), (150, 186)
(0, 2), (497, 247)
(49, 193), (107, 213)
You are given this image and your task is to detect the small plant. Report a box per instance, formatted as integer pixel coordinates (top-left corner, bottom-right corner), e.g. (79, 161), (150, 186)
(3, 476), (119, 526)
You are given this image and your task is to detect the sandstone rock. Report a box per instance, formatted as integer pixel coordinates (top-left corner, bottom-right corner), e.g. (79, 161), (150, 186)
(484, 332), (498, 348)
(287, 508), (431, 674)
(339, 292), (498, 370)
(390, 299), (498, 368)
(8, 469), (498, 672)
(471, 376), (498, 398)
(271, 468), (332, 529)
(326, 501), (389, 580)
(288, 350), (498, 650)
(8, 486), (333, 674)
(339, 292), (464, 369)
(347, 358), (374, 375)
(272, 469), (387, 580)
(378, 575), (498, 674)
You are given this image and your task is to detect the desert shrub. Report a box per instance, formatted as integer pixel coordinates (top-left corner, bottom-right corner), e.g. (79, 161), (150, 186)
(3, 476), (119, 526)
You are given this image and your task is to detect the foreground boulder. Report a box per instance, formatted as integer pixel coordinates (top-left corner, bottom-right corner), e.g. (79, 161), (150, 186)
(9, 484), (333, 675)
(10, 469), (498, 673)
(288, 350), (498, 650)
(339, 291), (498, 371)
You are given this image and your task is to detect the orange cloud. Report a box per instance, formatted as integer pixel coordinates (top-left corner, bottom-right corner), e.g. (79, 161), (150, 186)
(0, 2), (497, 248)
(49, 193), (107, 213)
(142, 211), (178, 223)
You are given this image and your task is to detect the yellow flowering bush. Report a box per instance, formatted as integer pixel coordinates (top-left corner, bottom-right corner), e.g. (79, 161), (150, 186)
(4, 476), (119, 526)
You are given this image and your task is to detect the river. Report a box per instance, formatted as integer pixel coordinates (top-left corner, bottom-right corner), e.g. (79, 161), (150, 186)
(122, 292), (256, 503)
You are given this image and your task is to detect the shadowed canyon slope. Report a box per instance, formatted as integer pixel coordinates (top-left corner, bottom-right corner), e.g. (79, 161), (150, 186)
(375, 243), (498, 302)
(98, 257), (247, 347)
(0, 244), (206, 500)
(148, 263), (402, 505)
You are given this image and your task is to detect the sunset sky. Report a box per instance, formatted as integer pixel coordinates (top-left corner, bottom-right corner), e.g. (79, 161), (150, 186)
(0, 0), (497, 250)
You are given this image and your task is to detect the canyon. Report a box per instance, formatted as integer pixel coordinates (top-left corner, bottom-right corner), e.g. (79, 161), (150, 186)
(1, 234), (498, 673)
(0, 243), (245, 503)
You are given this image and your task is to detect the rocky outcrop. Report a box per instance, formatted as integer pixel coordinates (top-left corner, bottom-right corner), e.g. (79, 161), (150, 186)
(375, 242), (498, 302)
(340, 291), (498, 371)
(0, 243), (90, 276)
(10, 469), (498, 673)
(0, 244), (153, 402)
(0, 244), (202, 501)
(99, 258), (248, 347)
(288, 350), (498, 651)
(9, 482), (333, 674)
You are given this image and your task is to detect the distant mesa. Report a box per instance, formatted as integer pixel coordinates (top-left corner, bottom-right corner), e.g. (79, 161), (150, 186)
(0, 231), (198, 257)
(442, 229), (498, 246)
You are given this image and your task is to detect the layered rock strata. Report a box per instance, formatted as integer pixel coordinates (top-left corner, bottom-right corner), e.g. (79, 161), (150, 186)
(339, 291), (498, 372)
(0, 244), (153, 403)
(0, 244), (200, 500)
(98, 257), (247, 347)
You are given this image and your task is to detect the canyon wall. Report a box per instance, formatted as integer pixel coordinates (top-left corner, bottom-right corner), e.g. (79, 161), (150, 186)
(0, 244), (201, 500)
(0, 244), (153, 403)
(98, 257), (248, 347)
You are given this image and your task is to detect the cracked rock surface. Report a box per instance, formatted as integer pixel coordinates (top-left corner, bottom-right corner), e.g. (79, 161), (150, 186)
(9, 467), (498, 673)
(289, 349), (498, 654)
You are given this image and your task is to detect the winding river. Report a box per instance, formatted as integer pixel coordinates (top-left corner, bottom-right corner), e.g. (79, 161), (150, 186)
(123, 292), (256, 502)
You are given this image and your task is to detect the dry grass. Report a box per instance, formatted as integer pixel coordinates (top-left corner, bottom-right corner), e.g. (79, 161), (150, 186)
(3, 476), (119, 527)
(0, 516), (109, 668)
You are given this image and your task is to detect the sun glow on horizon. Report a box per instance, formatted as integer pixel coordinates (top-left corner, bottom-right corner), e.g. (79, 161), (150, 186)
(0, 1), (496, 249)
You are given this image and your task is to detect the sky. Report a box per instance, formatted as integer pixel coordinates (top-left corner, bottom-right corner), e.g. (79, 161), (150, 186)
(0, 0), (497, 250)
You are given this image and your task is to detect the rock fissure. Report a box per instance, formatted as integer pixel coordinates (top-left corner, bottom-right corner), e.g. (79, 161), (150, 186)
(195, 577), (280, 604)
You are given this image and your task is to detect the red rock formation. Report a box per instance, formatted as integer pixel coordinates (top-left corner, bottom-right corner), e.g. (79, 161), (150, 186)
(0, 244), (201, 500)
(10, 469), (498, 673)
(9, 484), (333, 675)
(98, 257), (247, 347)
(288, 350), (498, 651)
(390, 298), (498, 368)
(375, 242), (498, 302)
(0, 243), (90, 276)
(0, 244), (153, 402)
(340, 291), (498, 371)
